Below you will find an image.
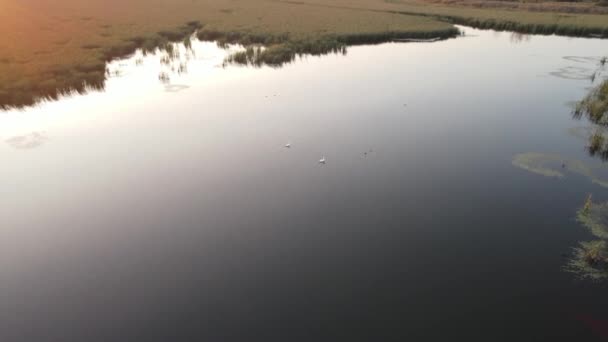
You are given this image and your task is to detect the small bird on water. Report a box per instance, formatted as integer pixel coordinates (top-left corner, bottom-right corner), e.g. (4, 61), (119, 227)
(319, 157), (326, 164)
(285, 143), (291, 148)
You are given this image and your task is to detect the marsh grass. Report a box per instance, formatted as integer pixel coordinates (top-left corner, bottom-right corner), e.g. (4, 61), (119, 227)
(444, 16), (608, 37)
(0, 16), (459, 109)
(200, 27), (459, 67)
(328, 0), (608, 37)
(0, 20), (203, 109)
(583, 194), (593, 215)
(573, 76), (608, 160)
(577, 198), (608, 239)
(81, 44), (102, 50)
(574, 81), (608, 123)
(3, 0), (608, 109)
(566, 198), (608, 280)
(567, 240), (608, 280)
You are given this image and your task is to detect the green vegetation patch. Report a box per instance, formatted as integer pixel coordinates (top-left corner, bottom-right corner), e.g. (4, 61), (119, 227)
(573, 71), (608, 160)
(567, 240), (608, 280)
(567, 196), (608, 281)
(512, 152), (608, 187)
(577, 197), (608, 239)
(574, 80), (608, 125)
(197, 27), (459, 67)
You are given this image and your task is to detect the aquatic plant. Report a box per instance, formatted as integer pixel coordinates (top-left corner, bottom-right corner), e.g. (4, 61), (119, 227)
(567, 240), (608, 281)
(512, 152), (565, 178)
(200, 27), (459, 68)
(577, 198), (608, 239)
(574, 80), (608, 123)
(511, 152), (608, 188)
(573, 80), (608, 160)
(183, 35), (193, 50)
(566, 197), (608, 281)
(589, 131), (606, 153)
(582, 194), (593, 216)
(158, 72), (170, 83)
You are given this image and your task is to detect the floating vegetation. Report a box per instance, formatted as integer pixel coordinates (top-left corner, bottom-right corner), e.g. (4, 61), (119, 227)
(512, 152), (566, 178)
(563, 56), (604, 64)
(183, 35), (193, 50)
(572, 74), (608, 160)
(564, 59), (608, 281)
(509, 32), (530, 43)
(567, 125), (597, 140)
(589, 131), (606, 156)
(574, 80), (608, 124)
(567, 240), (608, 281)
(550, 66), (596, 81)
(566, 197), (608, 281)
(164, 84), (190, 93)
(5, 132), (49, 150)
(160, 55), (172, 66)
(512, 152), (608, 187)
(577, 197), (608, 239)
(551, 55), (608, 84)
(158, 72), (170, 83)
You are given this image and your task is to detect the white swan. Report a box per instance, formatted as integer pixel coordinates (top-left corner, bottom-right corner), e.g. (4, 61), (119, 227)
(319, 157), (326, 164)
(285, 143), (291, 148)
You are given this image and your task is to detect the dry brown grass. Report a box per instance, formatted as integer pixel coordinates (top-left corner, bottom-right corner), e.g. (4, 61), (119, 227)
(413, 0), (608, 14)
(290, 0), (608, 30)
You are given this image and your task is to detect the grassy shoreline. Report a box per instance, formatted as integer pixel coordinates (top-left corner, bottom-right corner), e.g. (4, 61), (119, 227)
(198, 26), (459, 67)
(0, 21), (458, 109)
(289, 0), (608, 37)
(2, 0), (608, 109)
(0, 21), (203, 109)
(397, 10), (608, 37)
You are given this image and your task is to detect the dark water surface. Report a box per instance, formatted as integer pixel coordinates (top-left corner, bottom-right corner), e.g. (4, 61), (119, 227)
(2, 27), (608, 341)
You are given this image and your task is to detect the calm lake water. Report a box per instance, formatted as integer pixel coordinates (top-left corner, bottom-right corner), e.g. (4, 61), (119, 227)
(2, 27), (608, 341)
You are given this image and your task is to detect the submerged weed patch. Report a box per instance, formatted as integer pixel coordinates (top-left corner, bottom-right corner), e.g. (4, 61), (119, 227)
(567, 198), (608, 281)
(512, 152), (608, 188)
(567, 240), (608, 281)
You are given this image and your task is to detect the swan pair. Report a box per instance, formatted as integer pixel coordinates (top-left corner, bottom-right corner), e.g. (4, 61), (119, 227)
(284, 143), (326, 164)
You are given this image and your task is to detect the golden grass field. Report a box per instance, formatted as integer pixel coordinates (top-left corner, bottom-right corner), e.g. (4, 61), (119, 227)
(1, 0), (608, 108)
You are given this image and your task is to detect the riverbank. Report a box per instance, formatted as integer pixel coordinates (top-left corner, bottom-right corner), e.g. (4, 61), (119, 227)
(2, 0), (608, 109)
(290, 0), (608, 37)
